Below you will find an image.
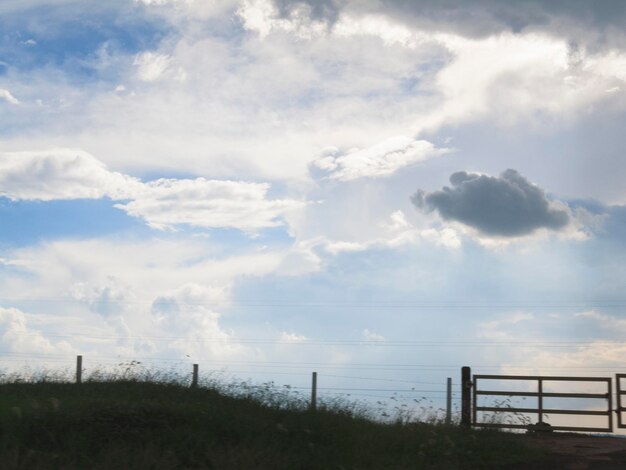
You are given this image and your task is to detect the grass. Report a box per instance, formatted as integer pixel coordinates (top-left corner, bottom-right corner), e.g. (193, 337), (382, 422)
(0, 368), (542, 469)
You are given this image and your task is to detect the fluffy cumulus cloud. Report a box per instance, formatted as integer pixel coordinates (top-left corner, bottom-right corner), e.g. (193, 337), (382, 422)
(116, 178), (304, 231)
(238, 0), (626, 134)
(70, 277), (137, 319)
(0, 149), (303, 231)
(151, 283), (240, 358)
(0, 307), (75, 355)
(321, 225), (462, 253)
(0, 237), (288, 360)
(412, 169), (570, 237)
(312, 137), (448, 181)
(307, 209), (462, 256)
(0, 149), (140, 201)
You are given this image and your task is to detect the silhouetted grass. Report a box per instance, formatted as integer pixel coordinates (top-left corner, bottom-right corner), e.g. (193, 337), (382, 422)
(0, 368), (541, 469)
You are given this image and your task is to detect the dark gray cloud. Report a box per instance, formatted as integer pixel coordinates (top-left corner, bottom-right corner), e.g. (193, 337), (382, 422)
(412, 169), (570, 237)
(274, 0), (626, 51)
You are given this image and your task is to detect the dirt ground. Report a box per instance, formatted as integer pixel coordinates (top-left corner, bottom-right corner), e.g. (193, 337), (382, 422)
(508, 433), (626, 469)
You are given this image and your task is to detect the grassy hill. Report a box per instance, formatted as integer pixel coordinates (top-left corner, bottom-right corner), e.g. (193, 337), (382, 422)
(0, 377), (540, 469)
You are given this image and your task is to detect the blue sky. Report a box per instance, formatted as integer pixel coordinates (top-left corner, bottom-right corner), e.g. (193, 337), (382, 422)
(1, 0), (626, 422)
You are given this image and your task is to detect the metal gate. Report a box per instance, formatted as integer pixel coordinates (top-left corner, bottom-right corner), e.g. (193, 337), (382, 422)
(472, 374), (613, 433)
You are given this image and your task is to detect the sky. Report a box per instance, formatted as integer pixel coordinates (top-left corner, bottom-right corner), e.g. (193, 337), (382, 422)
(1, 0), (626, 423)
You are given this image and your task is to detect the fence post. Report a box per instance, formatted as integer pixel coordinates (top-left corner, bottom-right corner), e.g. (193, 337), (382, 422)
(191, 364), (199, 388)
(310, 371), (317, 411)
(461, 366), (471, 427)
(538, 378), (543, 424)
(76, 355), (82, 384)
(608, 377), (613, 432)
(446, 377), (452, 424)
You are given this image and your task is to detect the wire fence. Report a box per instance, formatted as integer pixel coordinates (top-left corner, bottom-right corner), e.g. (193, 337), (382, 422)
(4, 351), (626, 429)
(0, 352), (466, 423)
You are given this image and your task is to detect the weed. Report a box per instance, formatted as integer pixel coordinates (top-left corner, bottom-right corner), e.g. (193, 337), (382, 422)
(0, 366), (540, 469)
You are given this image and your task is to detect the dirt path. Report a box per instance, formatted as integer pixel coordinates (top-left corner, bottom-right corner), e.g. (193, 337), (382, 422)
(510, 433), (626, 469)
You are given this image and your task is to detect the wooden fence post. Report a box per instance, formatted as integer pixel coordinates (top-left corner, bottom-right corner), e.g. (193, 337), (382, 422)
(538, 378), (543, 424)
(76, 355), (82, 384)
(608, 377), (614, 432)
(461, 366), (471, 427)
(192, 364), (199, 388)
(310, 371), (317, 411)
(446, 377), (452, 425)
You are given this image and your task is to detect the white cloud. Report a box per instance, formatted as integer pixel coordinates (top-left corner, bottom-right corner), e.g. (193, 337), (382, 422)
(478, 312), (535, 341)
(418, 227), (461, 249)
(0, 281), (237, 363)
(383, 210), (410, 230)
(116, 178), (305, 231)
(70, 277), (138, 318)
(0, 307), (76, 356)
(0, 89), (19, 105)
(333, 13), (421, 47)
(151, 283), (240, 358)
(135, 0), (240, 20)
(574, 310), (626, 333)
(133, 52), (172, 82)
(0, 238), (287, 360)
(1, 238), (285, 299)
(274, 238), (324, 276)
(471, 310), (626, 378)
(238, 3), (626, 132)
(494, 328), (626, 377)
(237, 0), (327, 39)
(294, 209), (462, 258)
(237, 0), (279, 38)
(307, 211), (461, 256)
(324, 240), (369, 255)
(2, 0), (626, 190)
(279, 331), (307, 342)
(418, 34), (626, 131)
(588, 51), (626, 83)
(313, 136), (448, 181)
(0, 149), (140, 201)
(362, 329), (385, 342)
(528, 341), (626, 373)
(322, 225), (462, 253)
(0, 149), (304, 231)
(430, 210), (594, 251)
(0, 2), (444, 182)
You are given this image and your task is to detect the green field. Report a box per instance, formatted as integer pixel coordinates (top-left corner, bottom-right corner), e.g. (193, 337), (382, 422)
(0, 374), (541, 469)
